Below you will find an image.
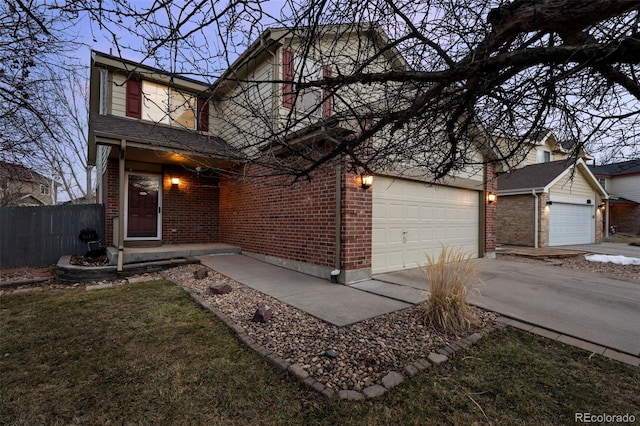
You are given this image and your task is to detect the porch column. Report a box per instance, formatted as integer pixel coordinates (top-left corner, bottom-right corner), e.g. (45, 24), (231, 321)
(117, 139), (126, 271)
(605, 199), (610, 238)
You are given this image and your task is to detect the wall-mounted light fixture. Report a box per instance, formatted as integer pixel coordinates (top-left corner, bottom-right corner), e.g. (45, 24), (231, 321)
(487, 192), (497, 204)
(587, 199), (592, 205)
(361, 174), (373, 189)
(546, 200), (553, 206)
(598, 202), (606, 210)
(171, 177), (180, 185)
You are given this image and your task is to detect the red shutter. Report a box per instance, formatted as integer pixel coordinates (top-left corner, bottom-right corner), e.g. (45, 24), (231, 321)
(197, 97), (209, 132)
(282, 48), (294, 109)
(322, 66), (332, 118)
(126, 78), (142, 119)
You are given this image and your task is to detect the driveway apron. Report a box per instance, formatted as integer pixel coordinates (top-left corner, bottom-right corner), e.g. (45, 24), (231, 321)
(371, 258), (640, 356)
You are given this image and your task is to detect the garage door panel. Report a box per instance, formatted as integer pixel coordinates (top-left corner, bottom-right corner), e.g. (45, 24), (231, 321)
(549, 203), (593, 246)
(372, 176), (480, 274)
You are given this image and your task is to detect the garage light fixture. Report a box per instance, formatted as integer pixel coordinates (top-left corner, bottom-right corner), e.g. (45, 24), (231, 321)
(487, 192), (497, 204)
(360, 174), (373, 189)
(546, 201), (553, 206)
(171, 177), (180, 185)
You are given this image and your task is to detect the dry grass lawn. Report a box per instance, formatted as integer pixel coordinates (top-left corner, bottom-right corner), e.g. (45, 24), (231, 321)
(1, 280), (638, 425)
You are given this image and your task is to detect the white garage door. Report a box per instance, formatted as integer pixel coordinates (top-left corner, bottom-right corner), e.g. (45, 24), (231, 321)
(372, 176), (480, 274)
(548, 203), (594, 246)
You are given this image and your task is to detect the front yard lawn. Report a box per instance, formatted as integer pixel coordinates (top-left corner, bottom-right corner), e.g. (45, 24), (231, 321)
(1, 280), (638, 425)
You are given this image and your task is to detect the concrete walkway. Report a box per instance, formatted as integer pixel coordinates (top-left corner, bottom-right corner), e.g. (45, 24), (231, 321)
(196, 252), (639, 365)
(197, 254), (410, 326)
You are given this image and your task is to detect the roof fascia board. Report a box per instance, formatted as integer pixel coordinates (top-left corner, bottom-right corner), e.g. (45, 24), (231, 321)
(497, 187), (547, 196)
(576, 159), (608, 198)
(93, 133), (233, 161)
(544, 158), (608, 199)
(544, 163), (575, 191)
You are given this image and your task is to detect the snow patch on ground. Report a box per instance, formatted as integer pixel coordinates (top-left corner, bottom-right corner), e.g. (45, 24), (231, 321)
(585, 254), (640, 266)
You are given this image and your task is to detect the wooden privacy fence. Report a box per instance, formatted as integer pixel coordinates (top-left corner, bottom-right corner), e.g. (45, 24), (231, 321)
(0, 204), (105, 269)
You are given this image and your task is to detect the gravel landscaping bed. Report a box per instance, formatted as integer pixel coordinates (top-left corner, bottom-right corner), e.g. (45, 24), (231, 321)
(5, 250), (636, 392)
(164, 265), (498, 392)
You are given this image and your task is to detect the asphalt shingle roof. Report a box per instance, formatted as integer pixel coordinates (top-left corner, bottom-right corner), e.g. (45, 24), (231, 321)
(589, 159), (640, 176)
(90, 113), (242, 160)
(497, 160), (575, 191)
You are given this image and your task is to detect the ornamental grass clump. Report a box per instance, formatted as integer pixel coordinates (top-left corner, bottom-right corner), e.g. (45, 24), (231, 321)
(421, 246), (481, 335)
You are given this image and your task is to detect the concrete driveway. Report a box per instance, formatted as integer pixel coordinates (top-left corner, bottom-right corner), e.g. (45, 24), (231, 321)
(555, 242), (640, 257)
(368, 258), (640, 357)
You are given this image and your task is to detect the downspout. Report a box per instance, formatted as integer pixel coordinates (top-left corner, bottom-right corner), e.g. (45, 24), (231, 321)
(333, 160), (342, 282)
(532, 190), (539, 248)
(117, 139), (126, 272)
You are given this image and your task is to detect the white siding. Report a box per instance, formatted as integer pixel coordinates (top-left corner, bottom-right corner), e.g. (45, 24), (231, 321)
(213, 58), (274, 154)
(550, 169), (596, 200)
(111, 73), (127, 117)
(547, 168), (597, 246)
(609, 175), (640, 202)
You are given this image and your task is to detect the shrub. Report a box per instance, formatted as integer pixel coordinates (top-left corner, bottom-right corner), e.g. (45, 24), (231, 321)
(421, 246), (480, 335)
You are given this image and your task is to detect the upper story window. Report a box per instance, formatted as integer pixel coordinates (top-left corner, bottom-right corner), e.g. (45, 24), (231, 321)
(126, 78), (209, 132)
(40, 184), (50, 195)
(142, 81), (196, 129)
(537, 149), (551, 163)
(294, 56), (322, 116)
(283, 48), (332, 118)
(597, 177), (607, 189)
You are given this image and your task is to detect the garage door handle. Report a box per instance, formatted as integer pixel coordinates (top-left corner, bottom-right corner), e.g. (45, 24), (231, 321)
(402, 231), (407, 243)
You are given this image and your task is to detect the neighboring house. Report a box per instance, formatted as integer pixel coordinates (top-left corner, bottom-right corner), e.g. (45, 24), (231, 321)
(0, 161), (56, 206)
(496, 129), (606, 247)
(590, 159), (640, 235)
(496, 157), (607, 247)
(88, 25), (497, 282)
(496, 129), (591, 171)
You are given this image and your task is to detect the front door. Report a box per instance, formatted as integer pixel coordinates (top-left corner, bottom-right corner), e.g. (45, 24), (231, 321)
(125, 172), (162, 240)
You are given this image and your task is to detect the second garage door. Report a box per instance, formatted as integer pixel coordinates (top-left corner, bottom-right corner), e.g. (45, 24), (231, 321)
(372, 176), (480, 274)
(548, 203), (594, 246)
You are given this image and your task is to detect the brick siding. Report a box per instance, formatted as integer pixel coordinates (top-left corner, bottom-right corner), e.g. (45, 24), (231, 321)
(484, 161), (497, 254)
(103, 159), (219, 245)
(161, 165), (219, 244)
(341, 169), (372, 271)
(104, 159), (119, 246)
(496, 194), (536, 246)
(219, 164), (339, 269)
(611, 204), (640, 235)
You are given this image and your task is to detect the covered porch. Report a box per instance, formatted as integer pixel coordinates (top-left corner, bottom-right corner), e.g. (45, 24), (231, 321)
(90, 113), (242, 271)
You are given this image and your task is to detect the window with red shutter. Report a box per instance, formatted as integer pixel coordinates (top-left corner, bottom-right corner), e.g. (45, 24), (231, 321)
(322, 66), (332, 118)
(197, 97), (209, 132)
(282, 48), (294, 108)
(126, 78), (142, 119)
